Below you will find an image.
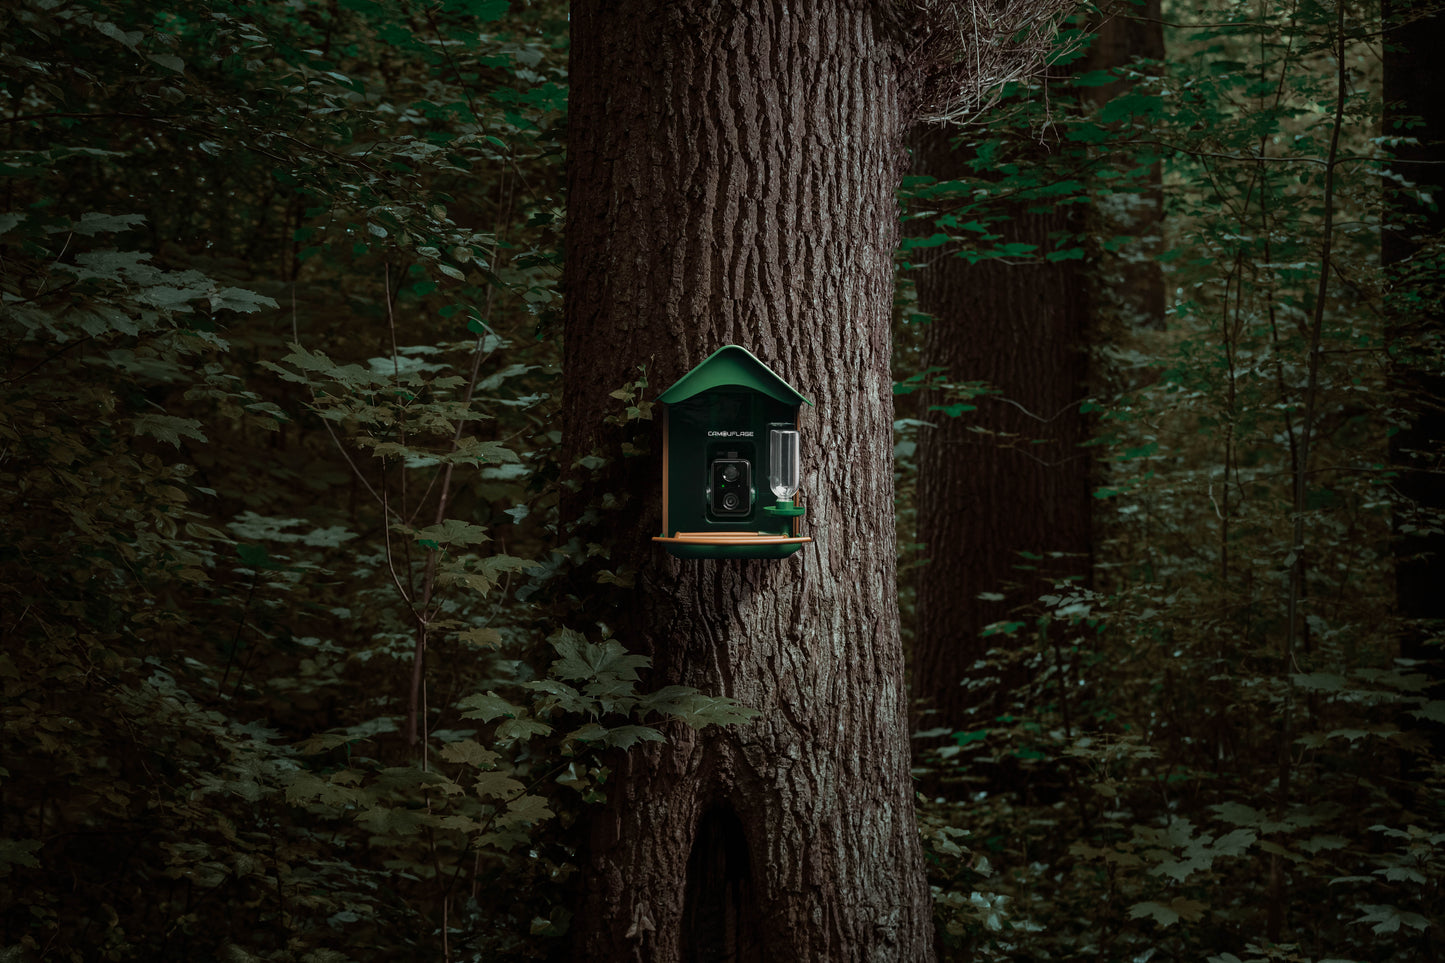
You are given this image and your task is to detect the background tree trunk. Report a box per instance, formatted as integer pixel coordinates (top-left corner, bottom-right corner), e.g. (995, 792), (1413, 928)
(908, 127), (1093, 738)
(563, 1), (933, 960)
(906, 0), (1162, 744)
(1384, 0), (1445, 714)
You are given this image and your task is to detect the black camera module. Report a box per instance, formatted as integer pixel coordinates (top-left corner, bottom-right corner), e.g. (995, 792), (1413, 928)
(709, 456), (752, 517)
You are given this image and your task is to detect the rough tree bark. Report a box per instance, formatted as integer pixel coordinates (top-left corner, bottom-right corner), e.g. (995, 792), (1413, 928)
(563, 1), (933, 960)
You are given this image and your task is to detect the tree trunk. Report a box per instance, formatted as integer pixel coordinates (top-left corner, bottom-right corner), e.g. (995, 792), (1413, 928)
(563, 2), (933, 960)
(906, 0), (1162, 741)
(909, 128), (1093, 736)
(1384, 0), (1445, 710)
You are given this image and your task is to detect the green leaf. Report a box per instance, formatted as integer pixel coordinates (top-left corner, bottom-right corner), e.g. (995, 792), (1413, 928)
(457, 626), (502, 648)
(0, 839), (43, 877)
(1410, 700), (1445, 724)
(1129, 898), (1206, 927)
(523, 678), (591, 714)
(1072, 69), (1117, 87)
(140, 285), (200, 311)
(59, 212), (147, 236)
(495, 717), (551, 742)
(263, 344), (382, 388)
(1354, 903), (1431, 934)
(294, 732), (355, 754)
(565, 722), (608, 743)
(457, 690), (524, 723)
(1211, 828), (1256, 857)
(501, 794), (553, 826)
(300, 525), (357, 548)
(473, 770), (525, 800)
(133, 414), (207, 447)
(209, 287), (279, 314)
(449, 437), (518, 465)
(356, 805), (424, 836)
(599, 725), (666, 750)
(1129, 901), (1180, 927)
(147, 54), (185, 73)
(438, 739), (501, 769)
(900, 232), (950, 250)
(637, 686), (759, 727)
(1377, 865), (1428, 883)
(95, 21), (143, 51)
(549, 630), (650, 683)
(438, 554), (532, 596)
(1100, 92), (1163, 123)
(1293, 672), (1347, 692)
(414, 519), (491, 547)
(1214, 801), (1263, 826)
(284, 772), (363, 808)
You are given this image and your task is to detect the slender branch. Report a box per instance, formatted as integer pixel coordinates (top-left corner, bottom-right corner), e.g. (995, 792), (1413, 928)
(1286, 0), (1349, 692)
(388, 260), (432, 752)
(1, 334), (92, 386)
(380, 483), (416, 608)
(217, 573), (259, 695)
(1278, 2), (1349, 943)
(290, 287), (396, 519)
(987, 394), (1087, 424)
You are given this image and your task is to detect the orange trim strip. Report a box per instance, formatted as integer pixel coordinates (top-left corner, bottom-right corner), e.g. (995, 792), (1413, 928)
(652, 533), (813, 546)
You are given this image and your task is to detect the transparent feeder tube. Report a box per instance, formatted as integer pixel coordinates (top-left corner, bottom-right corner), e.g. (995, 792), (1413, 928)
(769, 429), (801, 501)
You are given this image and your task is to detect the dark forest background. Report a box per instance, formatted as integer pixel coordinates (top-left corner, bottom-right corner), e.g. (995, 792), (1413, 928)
(1, 0), (1442, 959)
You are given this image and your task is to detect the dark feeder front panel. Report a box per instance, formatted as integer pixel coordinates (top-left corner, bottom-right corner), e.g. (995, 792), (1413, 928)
(668, 393), (794, 530)
(654, 345), (811, 560)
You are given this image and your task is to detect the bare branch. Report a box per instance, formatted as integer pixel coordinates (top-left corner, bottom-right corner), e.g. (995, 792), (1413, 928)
(898, 0), (1082, 125)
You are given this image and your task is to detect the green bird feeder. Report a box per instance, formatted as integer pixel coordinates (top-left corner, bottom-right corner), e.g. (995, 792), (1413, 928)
(652, 345), (812, 560)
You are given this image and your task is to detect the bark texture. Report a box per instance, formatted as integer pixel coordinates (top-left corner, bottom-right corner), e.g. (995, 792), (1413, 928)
(564, 2), (933, 960)
(909, 128), (1093, 734)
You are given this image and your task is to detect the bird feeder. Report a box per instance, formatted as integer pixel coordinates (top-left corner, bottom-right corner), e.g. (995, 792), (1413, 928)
(652, 345), (812, 559)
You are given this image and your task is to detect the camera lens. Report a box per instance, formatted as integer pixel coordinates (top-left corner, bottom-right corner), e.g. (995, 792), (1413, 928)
(711, 457), (750, 516)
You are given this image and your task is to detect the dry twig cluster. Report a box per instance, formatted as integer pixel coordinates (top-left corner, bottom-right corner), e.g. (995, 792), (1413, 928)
(898, 0), (1083, 124)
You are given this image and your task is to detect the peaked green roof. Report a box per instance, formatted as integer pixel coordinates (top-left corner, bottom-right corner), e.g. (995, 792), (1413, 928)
(656, 345), (812, 407)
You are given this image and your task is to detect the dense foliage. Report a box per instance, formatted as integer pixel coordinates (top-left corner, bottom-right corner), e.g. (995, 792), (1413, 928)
(0, 0), (749, 959)
(1, 0), (1440, 960)
(901, 0), (1445, 959)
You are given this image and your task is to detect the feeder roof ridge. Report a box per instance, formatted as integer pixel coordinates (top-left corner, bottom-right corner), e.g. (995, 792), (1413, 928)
(656, 344), (813, 407)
